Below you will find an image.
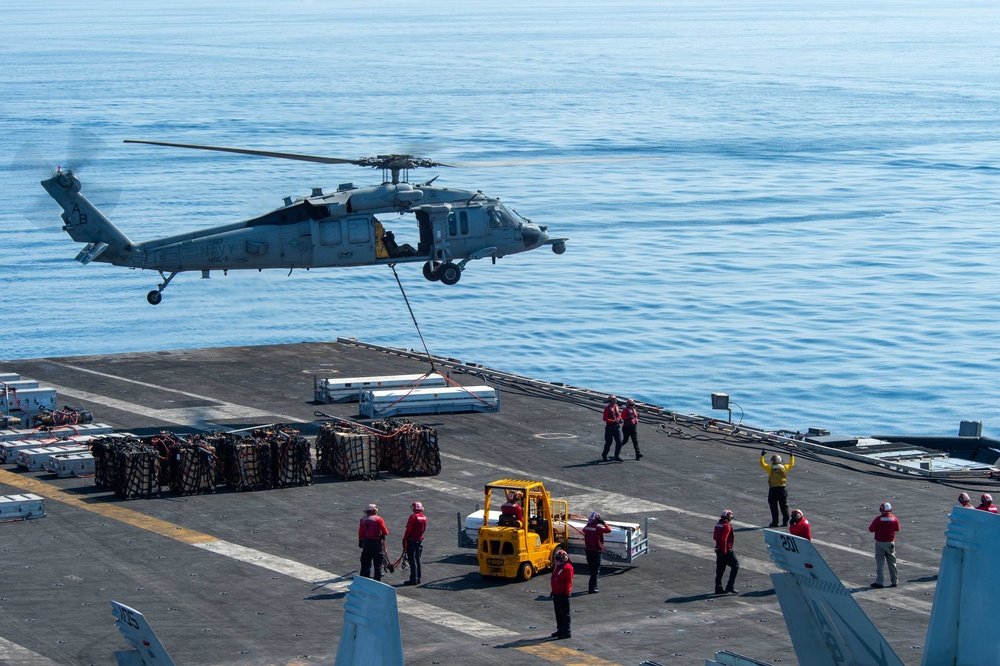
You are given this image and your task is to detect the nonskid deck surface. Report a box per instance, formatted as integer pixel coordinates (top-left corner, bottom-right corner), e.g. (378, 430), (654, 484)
(0, 342), (963, 665)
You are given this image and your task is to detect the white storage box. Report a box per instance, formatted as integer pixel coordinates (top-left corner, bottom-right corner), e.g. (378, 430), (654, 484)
(0, 423), (114, 442)
(48, 452), (96, 478)
(16, 445), (90, 471)
(360, 385), (499, 418)
(315, 372), (448, 403)
(0, 494), (45, 520)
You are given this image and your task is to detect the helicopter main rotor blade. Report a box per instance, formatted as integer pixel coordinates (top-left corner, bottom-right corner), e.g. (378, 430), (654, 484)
(123, 139), (362, 166)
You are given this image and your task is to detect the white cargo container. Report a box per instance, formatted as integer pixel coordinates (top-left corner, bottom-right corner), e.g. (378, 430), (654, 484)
(47, 452), (96, 478)
(360, 384), (499, 418)
(314, 372), (448, 403)
(0, 494), (45, 520)
(16, 445), (90, 471)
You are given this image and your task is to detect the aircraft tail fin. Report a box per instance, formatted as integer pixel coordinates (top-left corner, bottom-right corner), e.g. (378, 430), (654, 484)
(41, 170), (135, 264)
(922, 507), (1000, 665)
(335, 576), (404, 666)
(111, 601), (175, 666)
(763, 530), (904, 666)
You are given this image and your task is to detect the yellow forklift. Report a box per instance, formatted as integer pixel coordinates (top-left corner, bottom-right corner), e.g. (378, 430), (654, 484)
(471, 478), (568, 580)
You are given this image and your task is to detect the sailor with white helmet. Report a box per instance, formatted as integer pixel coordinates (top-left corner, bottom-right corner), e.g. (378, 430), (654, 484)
(868, 501), (900, 588)
(976, 493), (998, 514)
(582, 511), (612, 593)
(713, 509), (739, 594)
(958, 492), (974, 508)
(402, 501), (427, 585)
(358, 503), (389, 581)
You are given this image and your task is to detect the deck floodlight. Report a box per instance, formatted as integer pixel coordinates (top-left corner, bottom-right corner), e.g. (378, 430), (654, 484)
(711, 392), (732, 423)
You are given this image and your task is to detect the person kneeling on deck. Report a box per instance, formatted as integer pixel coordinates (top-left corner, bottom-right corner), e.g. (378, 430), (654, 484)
(499, 491), (524, 527)
(583, 511), (612, 593)
(359, 504), (389, 581)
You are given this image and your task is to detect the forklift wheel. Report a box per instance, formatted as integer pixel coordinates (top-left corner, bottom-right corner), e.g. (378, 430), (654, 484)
(517, 562), (534, 581)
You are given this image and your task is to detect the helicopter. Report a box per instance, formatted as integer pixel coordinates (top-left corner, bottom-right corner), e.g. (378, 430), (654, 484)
(41, 140), (567, 304)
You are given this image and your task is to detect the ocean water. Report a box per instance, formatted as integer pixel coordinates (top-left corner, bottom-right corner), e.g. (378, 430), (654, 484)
(2, 0), (998, 437)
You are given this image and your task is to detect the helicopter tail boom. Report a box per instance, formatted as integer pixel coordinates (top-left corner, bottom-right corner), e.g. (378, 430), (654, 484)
(41, 170), (135, 265)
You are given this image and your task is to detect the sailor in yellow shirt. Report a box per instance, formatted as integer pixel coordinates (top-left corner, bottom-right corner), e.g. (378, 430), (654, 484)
(760, 449), (794, 527)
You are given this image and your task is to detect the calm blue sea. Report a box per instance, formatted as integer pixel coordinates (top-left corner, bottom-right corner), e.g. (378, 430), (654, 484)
(2, 1), (998, 437)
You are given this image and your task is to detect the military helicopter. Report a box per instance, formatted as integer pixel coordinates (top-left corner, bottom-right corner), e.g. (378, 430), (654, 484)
(41, 140), (567, 304)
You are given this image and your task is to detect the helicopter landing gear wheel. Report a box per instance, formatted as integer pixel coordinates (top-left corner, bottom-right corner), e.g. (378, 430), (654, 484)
(517, 561), (533, 581)
(438, 262), (461, 286)
(422, 261), (441, 282)
(146, 290), (163, 305)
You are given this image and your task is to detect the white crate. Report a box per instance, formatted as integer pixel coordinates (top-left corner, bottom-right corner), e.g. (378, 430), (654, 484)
(0, 380), (40, 391)
(1, 439), (57, 463)
(0, 423), (114, 442)
(48, 452), (96, 478)
(16, 445), (90, 471)
(0, 494), (45, 521)
(315, 372), (448, 403)
(0, 373), (22, 384)
(0, 387), (57, 417)
(360, 385), (499, 418)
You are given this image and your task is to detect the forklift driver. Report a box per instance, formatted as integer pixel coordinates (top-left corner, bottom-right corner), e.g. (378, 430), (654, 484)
(499, 491), (524, 527)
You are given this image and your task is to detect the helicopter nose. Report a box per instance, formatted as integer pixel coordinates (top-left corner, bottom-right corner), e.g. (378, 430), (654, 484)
(522, 223), (547, 248)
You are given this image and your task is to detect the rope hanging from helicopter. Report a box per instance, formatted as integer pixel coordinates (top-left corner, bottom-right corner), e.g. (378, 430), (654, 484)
(390, 264), (436, 374)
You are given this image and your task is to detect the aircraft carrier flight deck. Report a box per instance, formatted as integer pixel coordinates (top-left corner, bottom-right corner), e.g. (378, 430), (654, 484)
(0, 339), (974, 665)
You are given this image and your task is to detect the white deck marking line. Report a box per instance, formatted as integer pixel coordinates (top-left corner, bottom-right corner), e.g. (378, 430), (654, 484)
(438, 452), (937, 571)
(41, 382), (300, 428)
(196, 541), (516, 639)
(0, 637), (59, 665)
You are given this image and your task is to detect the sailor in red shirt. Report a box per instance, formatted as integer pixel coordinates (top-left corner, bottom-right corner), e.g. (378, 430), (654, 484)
(621, 398), (642, 460)
(549, 549), (574, 639)
(868, 502), (900, 588)
(358, 503), (389, 581)
(402, 501), (427, 585)
(499, 491), (524, 526)
(713, 509), (739, 594)
(600, 395), (624, 462)
(788, 509), (811, 541)
(582, 511), (612, 593)
(976, 493), (999, 514)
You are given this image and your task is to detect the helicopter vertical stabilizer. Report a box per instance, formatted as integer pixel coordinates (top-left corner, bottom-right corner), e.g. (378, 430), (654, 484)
(41, 170), (134, 264)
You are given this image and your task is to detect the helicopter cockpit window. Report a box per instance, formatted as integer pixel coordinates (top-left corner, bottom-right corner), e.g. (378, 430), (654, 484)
(448, 210), (470, 236)
(487, 205), (518, 229)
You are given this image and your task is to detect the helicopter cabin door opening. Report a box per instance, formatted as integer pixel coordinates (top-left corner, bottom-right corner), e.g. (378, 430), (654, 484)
(310, 215), (376, 267)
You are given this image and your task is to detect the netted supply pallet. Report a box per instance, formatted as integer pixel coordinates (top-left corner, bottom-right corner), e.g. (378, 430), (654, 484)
(372, 419), (441, 476)
(315, 423), (379, 480)
(90, 435), (162, 499)
(155, 433), (217, 496)
(254, 425), (313, 488)
(215, 435), (273, 491)
(115, 442), (162, 500)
